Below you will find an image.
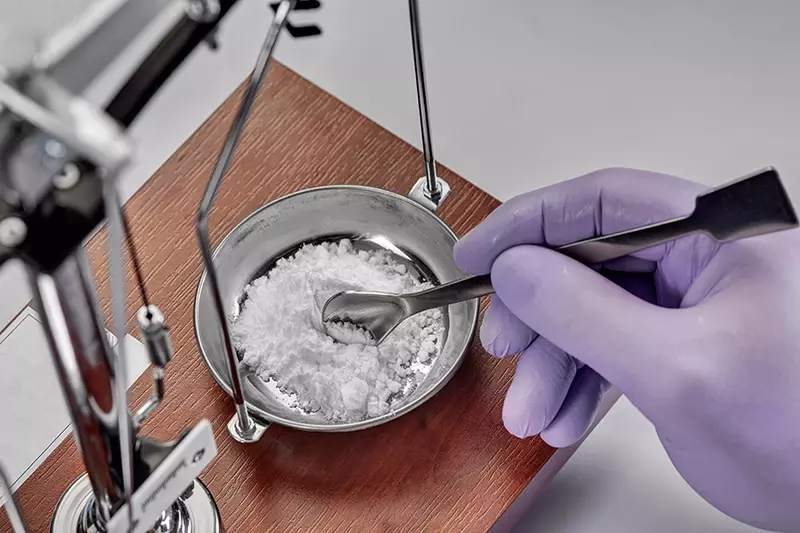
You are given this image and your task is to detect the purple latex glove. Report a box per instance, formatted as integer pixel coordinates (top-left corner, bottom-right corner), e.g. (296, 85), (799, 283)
(454, 168), (800, 532)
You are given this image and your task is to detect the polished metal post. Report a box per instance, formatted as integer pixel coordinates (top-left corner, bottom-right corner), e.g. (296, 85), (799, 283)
(29, 252), (125, 523)
(196, 0), (295, 443)
(104, 180), (136, 532)
(407, 0), (450, 212)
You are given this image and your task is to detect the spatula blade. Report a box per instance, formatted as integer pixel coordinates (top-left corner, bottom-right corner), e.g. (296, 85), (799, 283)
(691, 167), (798, 242)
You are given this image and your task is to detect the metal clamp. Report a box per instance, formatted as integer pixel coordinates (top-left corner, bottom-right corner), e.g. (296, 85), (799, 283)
(134, 305), (172, 426)
(195, 0), (297, 444)
(406, 0), (450, 212)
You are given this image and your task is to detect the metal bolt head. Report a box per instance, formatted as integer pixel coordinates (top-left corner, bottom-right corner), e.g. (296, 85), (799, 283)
(42, 140), (68, 172)
(53, 163), (80, 190)
(226, 414), (269, 444)
(0, 217), (27, 247)
(44, 139), (67, 160)
(409, 176), (451, 213)
(186, 0), (220, 22)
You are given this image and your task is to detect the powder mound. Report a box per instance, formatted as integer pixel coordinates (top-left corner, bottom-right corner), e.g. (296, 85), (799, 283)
(231, 239), (445, 422)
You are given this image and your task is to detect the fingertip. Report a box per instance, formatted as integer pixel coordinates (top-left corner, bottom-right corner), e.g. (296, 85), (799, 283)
(493, 244), (543, 269)
(502, 388), (541, 438)
(540, 422), (583, 448)
(540, 369), (608, 448)
(480, 298), (536, 357)
(503, 409), (535, 439)
(491, 246), (548, 301)
(453, 232), (490, 274)
(454, 191), (546, 274)
(501, 338), (577, 439)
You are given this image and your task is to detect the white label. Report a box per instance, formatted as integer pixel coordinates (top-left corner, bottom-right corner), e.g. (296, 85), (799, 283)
(106, 420), (217, 533)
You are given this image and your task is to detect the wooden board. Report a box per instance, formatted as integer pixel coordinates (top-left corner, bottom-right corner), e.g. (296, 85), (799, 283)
(1, 63), (554, 532)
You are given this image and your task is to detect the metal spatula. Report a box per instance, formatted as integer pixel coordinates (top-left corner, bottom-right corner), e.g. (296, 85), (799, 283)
(322, 168), (798, 345)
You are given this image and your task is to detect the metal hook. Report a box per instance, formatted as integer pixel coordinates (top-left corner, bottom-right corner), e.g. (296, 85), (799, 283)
(195, 0), (296, 443)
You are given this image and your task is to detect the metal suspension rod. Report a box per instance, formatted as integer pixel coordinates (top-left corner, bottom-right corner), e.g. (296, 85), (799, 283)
(408, 0), (440, 200)
(196, 0), (295, 442)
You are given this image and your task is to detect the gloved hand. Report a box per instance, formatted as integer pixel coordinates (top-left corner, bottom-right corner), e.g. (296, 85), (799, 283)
(454, 168), (800, 532)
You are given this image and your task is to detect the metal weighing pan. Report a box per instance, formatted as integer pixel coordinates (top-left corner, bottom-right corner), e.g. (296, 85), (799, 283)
(194, 0), (468, 440)
(194, 185), (479, 432)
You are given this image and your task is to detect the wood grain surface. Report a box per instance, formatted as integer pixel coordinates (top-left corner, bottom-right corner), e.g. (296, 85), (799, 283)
(1, 63), (554, 532)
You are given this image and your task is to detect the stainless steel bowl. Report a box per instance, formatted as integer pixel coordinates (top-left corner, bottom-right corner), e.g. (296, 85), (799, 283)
(194, 185), (478, 432)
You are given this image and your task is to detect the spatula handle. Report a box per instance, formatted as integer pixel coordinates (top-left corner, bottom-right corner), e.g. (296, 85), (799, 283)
(557, 215), (696, 264)
(407, 274), (494, 314)
(433, 169), (797, 304)
(425, 215), (697, 305)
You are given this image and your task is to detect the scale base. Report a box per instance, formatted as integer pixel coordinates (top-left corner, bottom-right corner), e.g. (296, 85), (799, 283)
(51, 474), (221, 533)
(409, 176), (451, 212)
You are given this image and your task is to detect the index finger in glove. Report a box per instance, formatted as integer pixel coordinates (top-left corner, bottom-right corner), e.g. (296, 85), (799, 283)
(454, 168), (703, 274)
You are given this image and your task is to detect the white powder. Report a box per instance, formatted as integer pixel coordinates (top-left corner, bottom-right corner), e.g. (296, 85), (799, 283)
(231, 239), (444, 422)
